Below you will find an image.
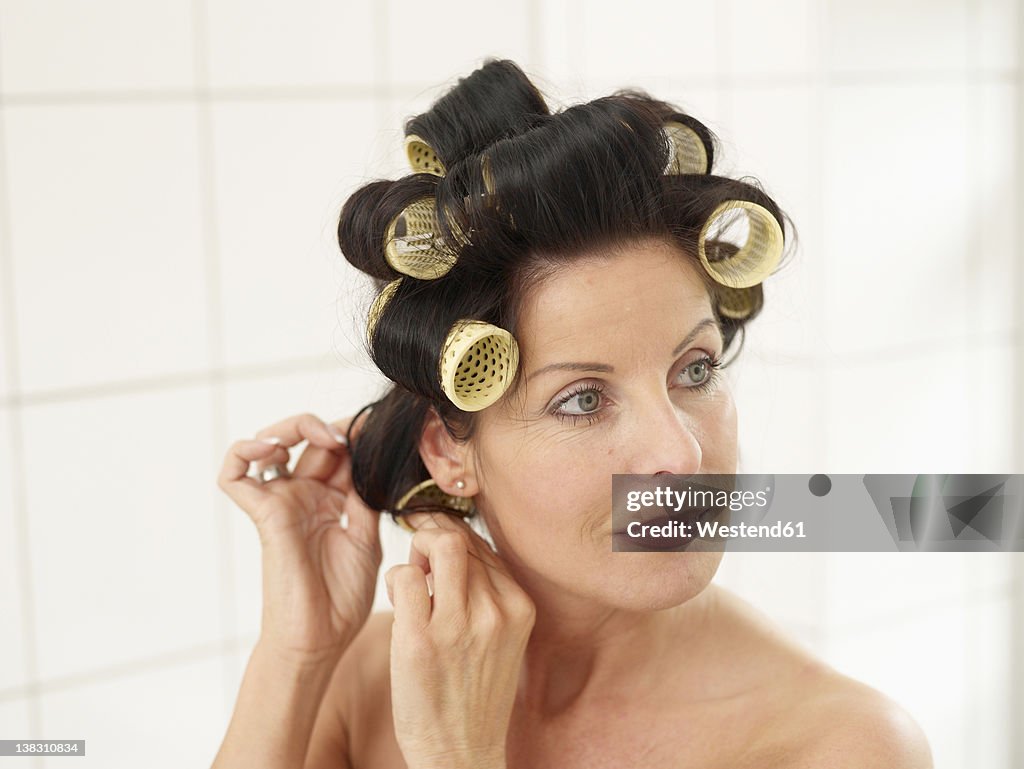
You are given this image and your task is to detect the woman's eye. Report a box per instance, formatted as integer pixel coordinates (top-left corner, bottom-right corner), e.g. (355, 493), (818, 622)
(682, 359), (711, 385)
(558, 388), (602, 416)
(678, 355), (723, 391)
(551, 355), (722, 424)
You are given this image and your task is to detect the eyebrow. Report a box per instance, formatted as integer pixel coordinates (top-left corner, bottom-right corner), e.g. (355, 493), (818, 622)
(526, 317), (723, 380)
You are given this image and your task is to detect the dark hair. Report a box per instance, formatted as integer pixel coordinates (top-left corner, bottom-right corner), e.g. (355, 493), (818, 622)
(337, 58), (797, 528)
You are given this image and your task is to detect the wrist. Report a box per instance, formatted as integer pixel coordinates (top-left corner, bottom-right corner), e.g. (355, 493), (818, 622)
(253, 635), (348, 675)
(411, 751), (506, 769)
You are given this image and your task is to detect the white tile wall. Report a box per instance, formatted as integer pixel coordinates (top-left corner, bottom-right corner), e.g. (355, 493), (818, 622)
(822, 83), (970, 358)
(0, 408), (30, 693)
(825, 552), (973, 631)
(970, 81), (1019, 339)
(728, 355), (825, 474)
(0, 216), (13, 399)
(386, 0), (533, 88)
(577, 0), (720, 86)
(728, 0), (818, 78)
(38, 656), (225, 769)
(204, 0), (377, 88)
(0, 1), (1018, 767)
(962, 591), (1015, 769)
(212, 99), (379, 369)
(0, 695), (32, 741)
(970, 0), (1021, 72)
(4, 104), (208, 393)
(727, 85), (821, 361)
(824, 349), (974, 473)
(0, 0), (196, 94)
(968, 343), (1018, 473)
(826, 0), (970, 74)
(21, 385), (223, 680)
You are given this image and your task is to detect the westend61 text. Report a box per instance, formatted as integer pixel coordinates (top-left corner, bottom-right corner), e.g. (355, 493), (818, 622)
(624, 519), (807, 539)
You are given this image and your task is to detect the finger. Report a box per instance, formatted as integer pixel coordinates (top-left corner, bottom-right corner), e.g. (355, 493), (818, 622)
(339, 482), (382, 550)
(408, 526), (472, 618)
(250, 445), (292, 475)
(404, 511), (503, 571)
(404, 512), (523, 600)
(217, 438), (285, 514)
(386, 564), (431, 632)
(253, 412), (349, 455)
(312, 405), (377, 491)
(292, 442), (342, 481)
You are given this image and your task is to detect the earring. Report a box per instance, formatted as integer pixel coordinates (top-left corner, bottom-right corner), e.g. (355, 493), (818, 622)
(455, 479), (466, 490)
(391, 477), (475, 534)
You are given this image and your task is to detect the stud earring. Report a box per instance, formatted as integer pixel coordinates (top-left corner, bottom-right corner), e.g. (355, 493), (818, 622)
(454, 479), (466, 490)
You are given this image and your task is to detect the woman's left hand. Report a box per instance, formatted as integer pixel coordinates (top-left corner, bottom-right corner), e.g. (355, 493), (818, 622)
(384, 511), (536, 769)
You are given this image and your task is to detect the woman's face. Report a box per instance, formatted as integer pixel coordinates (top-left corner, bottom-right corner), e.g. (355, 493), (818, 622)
(469, 238), (737, 611)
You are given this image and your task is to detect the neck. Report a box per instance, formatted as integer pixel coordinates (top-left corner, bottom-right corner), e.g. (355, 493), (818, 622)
(511, 572), (718, 720)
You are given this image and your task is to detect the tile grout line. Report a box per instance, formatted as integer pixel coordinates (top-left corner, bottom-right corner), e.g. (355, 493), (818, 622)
(0, 44), (44, 767)
(1012, 2), (1024, 765)
(189, 0), (239, 723)
(0, 635), (260, 703)
(0, 352), (369, 409)
(963, 6), (981, 754)
(0, 70), (1019, 108)
(811, 0), (828, 474)
(374, 0), (391, 134)
(717, 0), (732, 131)
(527, 0), (543, 73)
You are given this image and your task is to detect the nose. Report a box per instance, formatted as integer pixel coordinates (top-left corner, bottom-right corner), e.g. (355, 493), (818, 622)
(636, 396), (703, 477)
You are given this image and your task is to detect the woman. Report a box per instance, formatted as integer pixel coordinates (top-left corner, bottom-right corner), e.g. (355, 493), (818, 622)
(211, 59), (933, 769)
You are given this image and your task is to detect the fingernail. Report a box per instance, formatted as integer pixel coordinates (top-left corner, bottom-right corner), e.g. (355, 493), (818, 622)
(339, 511), (350, 530)
(328, 426), (348, 445)
(259, 436), (282, 445)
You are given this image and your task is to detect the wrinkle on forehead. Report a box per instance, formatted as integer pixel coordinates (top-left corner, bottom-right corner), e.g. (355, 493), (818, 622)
(514, 242), (714, 376)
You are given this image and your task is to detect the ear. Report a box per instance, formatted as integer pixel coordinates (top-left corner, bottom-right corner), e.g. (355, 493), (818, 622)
(418, 408), (480, 498)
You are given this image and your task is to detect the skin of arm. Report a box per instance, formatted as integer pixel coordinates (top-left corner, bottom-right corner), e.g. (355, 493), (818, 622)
(210, 641), (345, 769)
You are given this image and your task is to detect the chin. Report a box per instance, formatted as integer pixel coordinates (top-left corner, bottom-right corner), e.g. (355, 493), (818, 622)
(605, 550), (723, 611)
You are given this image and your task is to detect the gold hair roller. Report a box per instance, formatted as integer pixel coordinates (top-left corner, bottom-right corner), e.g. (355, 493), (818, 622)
(392, 478), (475, 532)
(384, 198), (460, 280)
(714, 282), (763, 320)
(697, 200), (783, 289)
(404, 134), (446, 176)
(663, 121), (709, 175)
(439, 320), (519, 412)
(366, 278), (402, 344)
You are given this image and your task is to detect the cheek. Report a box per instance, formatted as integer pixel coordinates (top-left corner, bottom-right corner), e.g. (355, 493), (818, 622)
(698, 389), (738, 464)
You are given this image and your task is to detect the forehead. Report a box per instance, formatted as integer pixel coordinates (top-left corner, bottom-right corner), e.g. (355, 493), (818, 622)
(516, 241), (714, 352)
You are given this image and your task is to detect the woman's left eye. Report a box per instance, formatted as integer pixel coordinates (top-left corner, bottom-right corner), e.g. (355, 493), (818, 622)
(551, 383), (605, 423)
(679, 355), (723, 391)
(550, 354), (724, 425)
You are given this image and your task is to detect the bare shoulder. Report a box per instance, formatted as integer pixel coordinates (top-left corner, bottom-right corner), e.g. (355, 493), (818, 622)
(784, 674), (934, 768)
(709, 586), (933, 768)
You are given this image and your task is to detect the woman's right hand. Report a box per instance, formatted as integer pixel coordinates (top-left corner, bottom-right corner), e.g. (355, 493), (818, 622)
(217, 409), (383, 665)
